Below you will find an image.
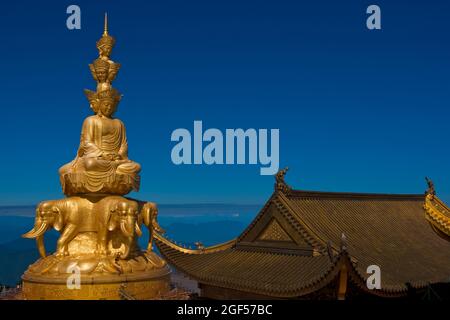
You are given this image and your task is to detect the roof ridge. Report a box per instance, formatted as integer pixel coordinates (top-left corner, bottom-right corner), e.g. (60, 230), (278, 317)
(287, 189), (425, 200)
(154, 232), (236, 254)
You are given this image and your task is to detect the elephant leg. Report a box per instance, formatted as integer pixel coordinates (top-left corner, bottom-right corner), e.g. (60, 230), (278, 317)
(56, 224), (77, 256)
(95, 228), (109, 255)
(147, 233), (154, 252)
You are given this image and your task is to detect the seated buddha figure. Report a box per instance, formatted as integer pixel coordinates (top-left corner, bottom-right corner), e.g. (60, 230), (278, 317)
(59, 88), (141, 195)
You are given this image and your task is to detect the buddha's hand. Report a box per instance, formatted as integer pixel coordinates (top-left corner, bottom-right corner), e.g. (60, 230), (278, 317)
(98, 153), (115, 161)
(112, 154), (122, 161)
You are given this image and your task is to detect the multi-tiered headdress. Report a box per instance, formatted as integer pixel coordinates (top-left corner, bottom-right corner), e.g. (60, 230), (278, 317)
(85, 13), (122, 113)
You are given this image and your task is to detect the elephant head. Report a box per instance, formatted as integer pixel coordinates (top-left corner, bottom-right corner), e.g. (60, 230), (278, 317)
(140, 202), (164, 252)
(107, 200), (141, 259)
(22, 201), (64, 258)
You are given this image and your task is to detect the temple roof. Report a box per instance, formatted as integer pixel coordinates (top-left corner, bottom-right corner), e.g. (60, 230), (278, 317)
(157, 233), (364, 297)
(424, 194), (450, 241)
(155, 178), (450, 298)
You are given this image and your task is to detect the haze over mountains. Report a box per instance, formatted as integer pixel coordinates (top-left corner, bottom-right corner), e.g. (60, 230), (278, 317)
(0, 204), (259, 286)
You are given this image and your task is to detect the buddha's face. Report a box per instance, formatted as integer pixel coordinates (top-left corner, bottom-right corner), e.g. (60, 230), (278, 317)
(99, 45), (112, 57)
(96, 69), (108, 82)
(99, 98), (116, 117)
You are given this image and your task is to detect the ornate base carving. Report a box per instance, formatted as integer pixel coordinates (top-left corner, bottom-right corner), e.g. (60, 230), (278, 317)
(21, 251), (171, 300)
(61, 172), (140, 196)
(22, 267), (171, 300)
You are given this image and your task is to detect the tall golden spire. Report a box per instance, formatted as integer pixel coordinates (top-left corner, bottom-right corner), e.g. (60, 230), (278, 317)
(96, 13), (115, 56)
(103, 12), (108, 36)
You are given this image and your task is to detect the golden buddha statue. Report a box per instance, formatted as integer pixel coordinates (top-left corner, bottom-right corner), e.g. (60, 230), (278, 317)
(59, 15), (140, 196)
(59, 87), (141, 195)
(21, 14), (170, 300)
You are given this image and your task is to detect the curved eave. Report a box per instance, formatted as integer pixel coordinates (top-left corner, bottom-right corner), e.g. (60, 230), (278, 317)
(154, 232), (237, 254)
(424, 195), (450, 239)
(155, 233), (412, 298)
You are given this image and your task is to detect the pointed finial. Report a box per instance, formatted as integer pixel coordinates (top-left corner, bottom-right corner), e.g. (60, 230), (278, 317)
(425, 177), (436, 197)
(274, 167), (292, 193)
(103, 12), (108, 36)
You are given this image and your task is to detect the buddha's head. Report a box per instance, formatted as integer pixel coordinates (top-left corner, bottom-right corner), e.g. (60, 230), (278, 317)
(99, 97), (116, 117)
(97, 88), (122, 118)
(90, 58), (110, 83)
(96, 14), (115, 59)
(84, 88), (122, 118)
(97, 41), (114, 58)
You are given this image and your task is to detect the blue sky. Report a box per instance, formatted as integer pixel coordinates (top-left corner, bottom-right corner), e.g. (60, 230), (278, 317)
(0, 0), (449, 205)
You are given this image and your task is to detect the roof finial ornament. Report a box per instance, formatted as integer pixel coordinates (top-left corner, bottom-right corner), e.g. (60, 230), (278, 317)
(425, 177), (436, 198)
(274, 167), (292, 193)
(195, 241), (205, 250)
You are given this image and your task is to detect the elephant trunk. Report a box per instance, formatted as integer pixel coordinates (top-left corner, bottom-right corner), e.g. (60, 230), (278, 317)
(135, 222), (142, 237)
(122, 240), (131, 259)
(120, 218), (134, 238)
(119, 216), (140, 260)
(36, 235), (46, 258)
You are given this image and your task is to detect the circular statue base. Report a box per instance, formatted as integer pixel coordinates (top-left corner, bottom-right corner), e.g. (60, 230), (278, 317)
(22, 268), (171, 300)
(21, 253), (171, 300)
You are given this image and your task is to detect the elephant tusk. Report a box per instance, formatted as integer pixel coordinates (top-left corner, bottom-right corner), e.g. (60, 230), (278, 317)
(22, 222), (48, 239)
(135, 222), (142, 237)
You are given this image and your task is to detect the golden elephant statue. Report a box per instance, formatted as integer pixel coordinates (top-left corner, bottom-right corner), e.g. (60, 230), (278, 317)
(22, 197), (93, 258)
(96, 196), (141, 259)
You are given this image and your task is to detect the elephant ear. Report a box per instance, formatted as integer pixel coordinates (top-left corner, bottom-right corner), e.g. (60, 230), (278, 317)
(53, 207), (64, 232)
(107, 207), (117, 231)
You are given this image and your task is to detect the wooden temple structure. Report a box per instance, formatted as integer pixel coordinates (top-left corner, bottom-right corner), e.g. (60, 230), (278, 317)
(155, 169), (450, 300)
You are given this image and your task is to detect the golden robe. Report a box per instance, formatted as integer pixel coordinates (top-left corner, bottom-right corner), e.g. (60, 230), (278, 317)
(59, 115), (141, 194)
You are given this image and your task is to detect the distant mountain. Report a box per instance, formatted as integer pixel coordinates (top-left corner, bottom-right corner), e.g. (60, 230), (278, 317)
(0, 204), (261, 217)
(163, 220), (246, 247)
(0, 206), (34, 217)
(0, 234), (58, 286)
(0, 218), (246, 286)
(0, 216), (35, 245)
